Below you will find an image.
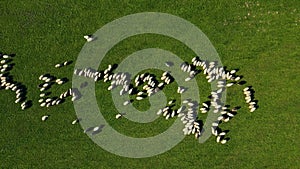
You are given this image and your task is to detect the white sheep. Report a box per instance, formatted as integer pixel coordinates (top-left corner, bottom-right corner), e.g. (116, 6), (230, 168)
(42, 115), (49, 121)
(84, 35), (95, 42)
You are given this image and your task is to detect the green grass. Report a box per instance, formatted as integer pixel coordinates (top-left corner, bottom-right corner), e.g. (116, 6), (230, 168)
(0, 0), (299, 168)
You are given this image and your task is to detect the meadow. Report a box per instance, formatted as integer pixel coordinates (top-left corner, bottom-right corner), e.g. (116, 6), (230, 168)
(0, 0), (299, 168)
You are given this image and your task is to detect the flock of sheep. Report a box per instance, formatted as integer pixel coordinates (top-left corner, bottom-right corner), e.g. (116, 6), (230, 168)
(72, 53), (258, 144)
(1, 35), (258, 145)
(0, 53), (31, 110)
(95, 54), (258, 144)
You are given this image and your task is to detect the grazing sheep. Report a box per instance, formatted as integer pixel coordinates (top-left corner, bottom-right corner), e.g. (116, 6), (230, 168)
(136, 96), (144, 100)
(55, 63), (63, 68)
(168, 100), (175, 105)
(226, 82), (235, 87)
(72, 119), (80, 124)
(56, 79), (64, 85)
(42, 115), (49, 121)
(84, 35), (95, 42)
(220, 139), (227, 144)
(115, 113), (124, 119)
(15, 98), (21, 103)
(185, 77), (192, 82)
(123, 100), (131, 106)
(216, 135), (222, 143)
(250, 107), (256, 112)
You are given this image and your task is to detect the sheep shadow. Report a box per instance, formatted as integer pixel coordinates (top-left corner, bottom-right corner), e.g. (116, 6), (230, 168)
(80, 81), (89, 89)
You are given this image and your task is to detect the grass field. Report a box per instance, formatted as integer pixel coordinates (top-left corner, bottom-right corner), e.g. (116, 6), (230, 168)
(0, 0), (299, 168)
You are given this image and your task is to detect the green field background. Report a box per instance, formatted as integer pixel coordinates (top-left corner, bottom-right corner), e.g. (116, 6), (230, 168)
(0, 0), (299, 168)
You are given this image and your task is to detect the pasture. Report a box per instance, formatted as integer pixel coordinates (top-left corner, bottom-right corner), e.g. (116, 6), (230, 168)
(0, 0), (299, 168)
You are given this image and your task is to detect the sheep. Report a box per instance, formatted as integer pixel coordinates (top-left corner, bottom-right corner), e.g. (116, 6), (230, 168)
(71, 96), (78, 101)
(213, 109), (220, 113)
(217, 83), (225, 88)
(226, 82), (235, 87)
(201, 102), (209, 108)
(107, 85), (114, 91)
(136, 96), (144, 100)
(40, 88), (46, 92)
(177, 106), (185, 114)
(63, 61), (70, 66)
(72, 119), (80, 125)
(217, 115), (224, 121)
(51, 100), (56, 106)
(116, 113), (123, 119)
(223, 117), (230, 122)
(157, 109), (163, 115)
(2, 55), (9, 59)
(243, 86), (251, 92)
(227, 112), (235, 117)
(44, 78), (52, 83)
(42, 83), (51, 88)
(55, 99), (63, 105)
(177, 86), (187, 94)
(0, 68), (8, 72)
(45, 98), (52, 103)
(211, 127), (218, 136)
(39, 75), (45, 80)
(42, 115), (49, 121)
(185, 77), (192, 82)
(250, 107), (256, 112)
(12, 86), (18, 91)
(220, 111), (227, 115)
(207, 78), (214, 83)
(183, 99), (191, 104)
(84, 35), (95, 42)
(171, 110), (176, 117)
(187, 102), (195, 107)
(21, 101), (27, 107)
(200, 108), (208, 113)
(186, 65), (192, 72)
(93, 126), (100, 132)
(244, 90), (251, 95)
(249, 101), (256, 105)
(216, 135), (222, 143)
(55, 63), (63, 68)
(195, 132), (200, 139)
(216, 88), (223, 94)
(0, 60), (8, 64)
(16, 93), (22, 99)
(15, 98), (21, 103)
(168, 100), (175, 105)
(189, 70), (197, 77)
(165, 78), (171, 84)
(234, 76), (241, 81)
(220, 139), (227, 144)
(163, 111), (169, 117)
(212, 122), (219, 127)
(123, 100), (131, 106)
(56, 79), (64, 85)
(165, 114), (170, 120)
